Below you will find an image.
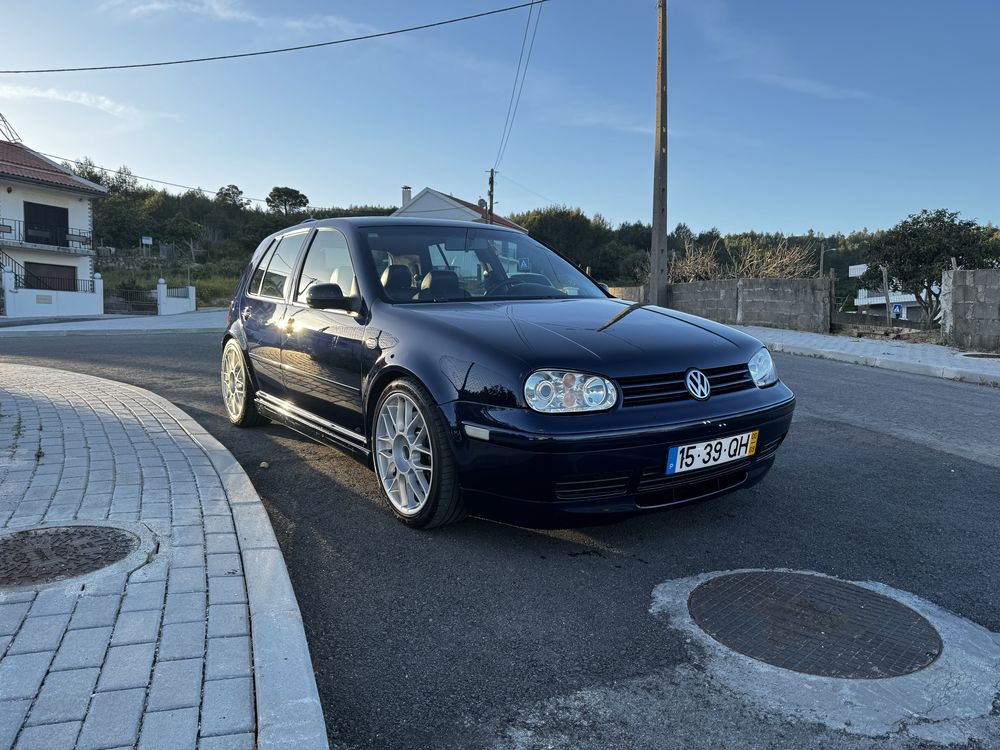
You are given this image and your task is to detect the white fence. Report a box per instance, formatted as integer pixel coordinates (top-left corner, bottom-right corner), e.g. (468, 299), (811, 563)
(156, 279), (197, 315)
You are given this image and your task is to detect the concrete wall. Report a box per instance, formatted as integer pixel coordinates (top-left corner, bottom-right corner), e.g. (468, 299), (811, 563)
(608, 277), (831, 333)
(156, 280), (197, 315)
(941, 269), (1000, 352)
(1, 268), (103, 317)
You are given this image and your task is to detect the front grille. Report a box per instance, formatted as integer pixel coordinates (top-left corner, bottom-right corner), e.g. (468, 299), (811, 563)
(554, 475), (630, 502)
(617, 364), (755, 407)
(636, 468), (748, 508)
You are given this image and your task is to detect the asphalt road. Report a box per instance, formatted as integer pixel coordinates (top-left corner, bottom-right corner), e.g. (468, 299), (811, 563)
(2, 334), (998, 749)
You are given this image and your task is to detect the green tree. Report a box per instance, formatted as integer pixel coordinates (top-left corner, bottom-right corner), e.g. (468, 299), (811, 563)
(266, 186), (309, 215)
(861, 209), (990, 322)
(216, 184), (249, 208)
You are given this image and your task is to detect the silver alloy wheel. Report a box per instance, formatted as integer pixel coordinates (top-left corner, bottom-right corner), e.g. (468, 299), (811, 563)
(375, 392), (434, 516)
(222, 344), (247, 420)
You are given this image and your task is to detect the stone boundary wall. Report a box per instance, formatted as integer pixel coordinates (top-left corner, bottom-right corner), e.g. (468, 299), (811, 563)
(607, 278), (831, 334)
(941, 269), (1000, 352)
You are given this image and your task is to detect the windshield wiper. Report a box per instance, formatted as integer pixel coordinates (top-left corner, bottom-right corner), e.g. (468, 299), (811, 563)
(596, 301), (653, 332)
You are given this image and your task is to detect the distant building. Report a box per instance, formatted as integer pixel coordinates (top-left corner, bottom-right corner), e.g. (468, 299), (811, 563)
(848, 264), (929, 321)
(392, 186), (527, 232)
(0, 138), (107, 317)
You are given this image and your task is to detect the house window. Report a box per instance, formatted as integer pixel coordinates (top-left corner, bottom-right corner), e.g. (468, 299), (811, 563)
(23, 262), (76, 291)
(23, 202), (69, 247)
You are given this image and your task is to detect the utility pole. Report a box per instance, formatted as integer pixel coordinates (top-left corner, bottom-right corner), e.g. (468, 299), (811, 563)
(487, 168), (496, 224)
(649, 0), (668, 305)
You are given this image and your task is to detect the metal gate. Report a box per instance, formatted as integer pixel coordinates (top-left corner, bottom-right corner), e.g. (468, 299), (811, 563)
(104, 288), (157, 315)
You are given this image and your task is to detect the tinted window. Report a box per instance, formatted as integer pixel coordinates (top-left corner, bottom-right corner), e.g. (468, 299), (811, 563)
(296, 229), (354, 302)
(361, 226), (603, 302)
(259, 231), (309, 299)
(248, 240), (277, 295)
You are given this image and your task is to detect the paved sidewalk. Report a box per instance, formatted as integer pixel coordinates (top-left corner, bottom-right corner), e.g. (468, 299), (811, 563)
(735, 325), (1000, 387)
(0, 310), (227, 337)
(0, 365), (328, 750)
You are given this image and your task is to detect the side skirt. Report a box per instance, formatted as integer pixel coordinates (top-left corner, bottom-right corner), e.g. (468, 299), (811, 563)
(255, 391), (371, 459)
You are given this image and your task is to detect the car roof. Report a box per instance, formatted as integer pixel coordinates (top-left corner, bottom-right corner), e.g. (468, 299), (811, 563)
(267, 216), (524, 241)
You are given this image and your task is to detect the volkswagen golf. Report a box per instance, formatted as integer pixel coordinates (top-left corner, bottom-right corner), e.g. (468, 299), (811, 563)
(221, 217), (795, 528)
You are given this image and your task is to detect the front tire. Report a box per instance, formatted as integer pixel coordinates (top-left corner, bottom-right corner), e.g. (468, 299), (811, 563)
(373, 378), (465, 528)
(221, 338), (269, 427)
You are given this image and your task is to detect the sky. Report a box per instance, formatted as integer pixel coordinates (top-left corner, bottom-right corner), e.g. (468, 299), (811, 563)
(1, 0), (998, 234)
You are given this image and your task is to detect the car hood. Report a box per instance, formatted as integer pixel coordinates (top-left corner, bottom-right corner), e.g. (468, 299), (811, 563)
(400, 298), (761, 376)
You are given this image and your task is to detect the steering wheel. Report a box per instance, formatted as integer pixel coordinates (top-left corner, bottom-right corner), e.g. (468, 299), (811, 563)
(484, 277), (523, 296)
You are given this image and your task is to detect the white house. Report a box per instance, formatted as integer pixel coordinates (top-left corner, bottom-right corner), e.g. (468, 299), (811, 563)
(392, 186), (527, 232)
(0, 138), (107, 318)
(848, 263), (928, 321)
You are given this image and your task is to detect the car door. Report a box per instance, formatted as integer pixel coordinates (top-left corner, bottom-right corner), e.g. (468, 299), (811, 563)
(242, 230), (310, 397)
(280, 227), (368, 434)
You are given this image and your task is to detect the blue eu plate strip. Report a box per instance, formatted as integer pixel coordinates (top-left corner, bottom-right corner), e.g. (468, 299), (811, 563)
(666, 446), (678, 475)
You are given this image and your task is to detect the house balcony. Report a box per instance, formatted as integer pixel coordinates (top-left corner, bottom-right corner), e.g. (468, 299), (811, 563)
(0, 217), (94, 255)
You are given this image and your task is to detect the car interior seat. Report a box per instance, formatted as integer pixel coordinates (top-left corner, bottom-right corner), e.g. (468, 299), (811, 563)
(416, 270), (466, 300)
(381, 264), (417, 301)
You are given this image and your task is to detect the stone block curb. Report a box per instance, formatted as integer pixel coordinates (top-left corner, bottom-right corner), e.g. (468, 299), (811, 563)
(755, 339), (1000, 388)
(107, 380), (330, 750)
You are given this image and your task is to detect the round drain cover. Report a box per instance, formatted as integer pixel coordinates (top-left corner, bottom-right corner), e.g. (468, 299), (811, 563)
(688, 571), (942, 679)
(0, 526), (140, 588)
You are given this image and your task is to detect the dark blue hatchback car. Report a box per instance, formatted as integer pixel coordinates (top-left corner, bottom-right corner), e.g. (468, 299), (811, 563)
(221, 217), (795, 528)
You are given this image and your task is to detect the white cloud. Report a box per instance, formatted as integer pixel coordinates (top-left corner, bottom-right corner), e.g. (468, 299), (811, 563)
(684, 0), (875, 101)
(101, 0), (372, 36)
(0, 85), (174, 131)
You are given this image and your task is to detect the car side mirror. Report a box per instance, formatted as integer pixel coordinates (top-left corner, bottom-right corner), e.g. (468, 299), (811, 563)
(306, 283), (353, 311)
(598, 282), (612, 295)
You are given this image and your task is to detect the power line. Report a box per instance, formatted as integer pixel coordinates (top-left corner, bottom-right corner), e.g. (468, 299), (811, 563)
(494, 1), (543, 170)
(0, 1), (551, 75)
(36, 152), (273, 205)
(494, 3), (536, 169)
(496, 173), (558, 205)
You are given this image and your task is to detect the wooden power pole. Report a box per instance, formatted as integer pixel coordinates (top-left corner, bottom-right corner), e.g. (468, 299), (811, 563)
(487, 168), (496, 224)
(649, 0), (668, 305)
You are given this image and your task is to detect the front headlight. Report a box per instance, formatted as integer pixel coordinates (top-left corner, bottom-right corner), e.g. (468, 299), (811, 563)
(524, 370), (618, 413)
(748, 348), (778, 387)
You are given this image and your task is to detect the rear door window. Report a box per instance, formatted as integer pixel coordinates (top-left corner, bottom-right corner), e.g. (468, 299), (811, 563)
(257, 231), (309, 299)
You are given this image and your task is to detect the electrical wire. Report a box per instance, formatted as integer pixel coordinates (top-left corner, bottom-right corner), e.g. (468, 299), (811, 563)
(496, 173), (557, 205)
(0, 1), (551, 74)
(494, 3), (536, 169)
(494, 1), (543, 170)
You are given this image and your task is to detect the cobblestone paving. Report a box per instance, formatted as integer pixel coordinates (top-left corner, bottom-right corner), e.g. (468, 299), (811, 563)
(0, 365), (256, 750)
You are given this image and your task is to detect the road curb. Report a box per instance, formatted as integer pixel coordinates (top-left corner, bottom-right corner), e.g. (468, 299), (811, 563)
(115, 380), (330, 748)
(762, 341), (1000, 388)
(0, 327), (224, 338)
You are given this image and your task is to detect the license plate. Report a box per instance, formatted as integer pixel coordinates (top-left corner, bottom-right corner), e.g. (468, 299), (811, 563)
(666, 430), (759, 475)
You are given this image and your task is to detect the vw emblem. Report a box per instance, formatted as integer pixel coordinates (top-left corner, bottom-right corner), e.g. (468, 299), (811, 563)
(685, 369), (711, 400)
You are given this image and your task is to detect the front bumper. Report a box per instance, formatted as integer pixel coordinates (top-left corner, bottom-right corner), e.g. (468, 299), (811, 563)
(445, 387), (795, 525)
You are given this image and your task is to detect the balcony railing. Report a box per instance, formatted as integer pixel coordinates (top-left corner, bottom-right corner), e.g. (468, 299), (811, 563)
(0, 218), (93, 252)
(15, 273), (95, 294)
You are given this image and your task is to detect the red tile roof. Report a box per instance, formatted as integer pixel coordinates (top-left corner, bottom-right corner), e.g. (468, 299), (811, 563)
(446, 193), (527, 232)
(0, 140), (107, 196)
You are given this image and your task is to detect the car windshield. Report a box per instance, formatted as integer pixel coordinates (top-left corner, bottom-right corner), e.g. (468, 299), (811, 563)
(361, 225), (605, 303)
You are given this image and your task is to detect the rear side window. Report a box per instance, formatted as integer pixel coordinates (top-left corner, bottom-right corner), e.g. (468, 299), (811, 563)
(256, 231), (309, 299)
(248, 240), (276, 295)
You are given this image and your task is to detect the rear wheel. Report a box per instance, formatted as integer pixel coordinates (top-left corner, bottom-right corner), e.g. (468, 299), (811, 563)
(221, 339), (269, 427)
(373, 378), (465, 528)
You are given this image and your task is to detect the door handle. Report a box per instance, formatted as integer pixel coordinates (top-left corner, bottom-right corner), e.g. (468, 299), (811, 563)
(284, 318), (296, 332)
(241, 306), (252, 321)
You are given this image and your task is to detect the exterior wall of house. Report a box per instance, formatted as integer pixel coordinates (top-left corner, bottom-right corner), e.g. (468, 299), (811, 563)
(0, 182), (93, 233)
(1, 246), (92, 279)
(393, 191), (478, 223)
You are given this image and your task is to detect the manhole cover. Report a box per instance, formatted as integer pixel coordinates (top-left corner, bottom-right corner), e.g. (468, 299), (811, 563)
(962, 352), (1000, 359)
(0, 526), (140, 588)
(687, 571), (942, 679)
